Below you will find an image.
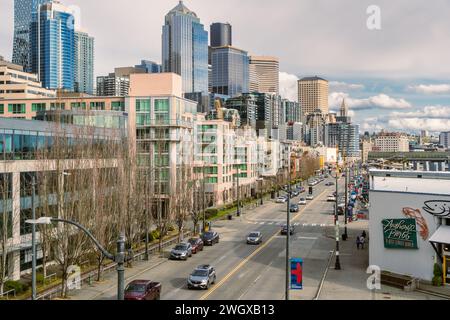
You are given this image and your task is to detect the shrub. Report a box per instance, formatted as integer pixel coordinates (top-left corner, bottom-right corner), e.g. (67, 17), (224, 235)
(4, 280), (25, 295)
(205, 208), (219, 219)
(36, 274), (45, 284)
(432, 263), (443, 287)
(168, 225), (175, 232)
(149, 230), (160, 241)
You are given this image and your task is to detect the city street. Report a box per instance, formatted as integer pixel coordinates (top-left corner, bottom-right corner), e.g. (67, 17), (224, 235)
(70, 177), (344, 300)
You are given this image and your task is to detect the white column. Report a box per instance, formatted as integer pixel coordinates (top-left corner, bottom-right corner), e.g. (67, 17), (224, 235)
(11, 172), (21, 280)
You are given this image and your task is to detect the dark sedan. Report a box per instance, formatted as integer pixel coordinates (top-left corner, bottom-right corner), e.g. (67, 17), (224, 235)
(281, 225), (295, 235)
(188, 238), (204, 254)
(290, 204), (299, 212)
(124, 280), (161, 300)
(201, 231), (219, 246)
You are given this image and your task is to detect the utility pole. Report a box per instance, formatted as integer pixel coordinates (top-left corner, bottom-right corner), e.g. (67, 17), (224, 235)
(343, 166), (348, 240)
(202, 165), (206, 232)
(236, 167), (241, 217)
(285, 146), (291, 300)
(31, 175), (36, 300)
(334, 168), (341, 270)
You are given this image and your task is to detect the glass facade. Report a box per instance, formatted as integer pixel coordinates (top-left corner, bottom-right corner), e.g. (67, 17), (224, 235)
(30, 3), (75, 90)
(162, 2), (208, 95)
(211, 46), (249, 97)
(210, 23), (232, 47)
(12, 0), (48, 71)
(74, 31), (95, 95)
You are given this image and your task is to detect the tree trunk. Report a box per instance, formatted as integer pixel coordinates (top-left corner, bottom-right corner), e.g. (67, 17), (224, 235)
(96, 254), (104, 282)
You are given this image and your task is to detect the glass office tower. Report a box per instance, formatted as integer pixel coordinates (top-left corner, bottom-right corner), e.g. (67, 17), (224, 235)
(30, 2), (75, 90)
(12, 0), (48, 72)
(162, 1), (208, 95)
(74, 30), (95, 94)
(210, 22), (232, 47)
(211, 46), (249, 97)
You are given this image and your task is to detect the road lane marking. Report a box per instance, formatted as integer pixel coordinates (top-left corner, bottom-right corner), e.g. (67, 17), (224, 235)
(200, 189), (327, 301)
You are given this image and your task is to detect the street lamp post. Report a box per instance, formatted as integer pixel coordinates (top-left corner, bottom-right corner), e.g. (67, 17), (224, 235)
(236, 167), (241, 217)
(285, 147), (291, 301)
(26, 217), (127, 300)
(343, 166), (349, 241)
(258, 178), (264, 206)
(334, 169), (342, 270)
(31, 175), (37, 300)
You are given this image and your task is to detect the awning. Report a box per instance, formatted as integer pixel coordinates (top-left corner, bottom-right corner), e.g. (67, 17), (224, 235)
(429, 225), (450, 245)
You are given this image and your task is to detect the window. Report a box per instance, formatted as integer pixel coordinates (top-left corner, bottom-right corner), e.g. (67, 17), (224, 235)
(136, 99), (150, 112)
(90, 101), (105, 110)
(0, 104), (3, 114)
(136, 114), (151, 126)
(154, 99), (169, 112)
(71, 102), (86, 110)
(50, 102), (65, 110)
(111, 101), (124, 111)
(8, 103), (26, 114)
(32, 103), (46, 112)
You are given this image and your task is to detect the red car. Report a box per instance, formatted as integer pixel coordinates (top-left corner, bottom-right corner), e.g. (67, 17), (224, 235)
(124, 280), (161, 300)
(188, 237), (204, 254)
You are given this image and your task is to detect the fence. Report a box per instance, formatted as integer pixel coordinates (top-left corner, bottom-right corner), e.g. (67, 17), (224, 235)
(0, 289), (16, 300)
(34, 231), (192, 300)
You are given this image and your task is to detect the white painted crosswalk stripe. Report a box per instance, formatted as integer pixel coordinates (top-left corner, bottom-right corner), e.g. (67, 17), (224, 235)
(249, 221), (335, 228)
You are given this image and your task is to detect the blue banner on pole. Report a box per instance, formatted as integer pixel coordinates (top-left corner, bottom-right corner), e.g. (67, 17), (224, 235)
(290, 258), (303, 290)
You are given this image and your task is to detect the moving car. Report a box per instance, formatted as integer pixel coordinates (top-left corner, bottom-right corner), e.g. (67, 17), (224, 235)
(290, 203), (299, 212)
(327, 195), (337, 202)
(247, 232), (263, 245)
(188, 238), (204, 254)
(306, 195), (314, 200)
(201, 231), (219, 246)
(187, 265), (216, 290)
(276, 196), (288, 203)
(281, 225), (295, 235)
(325, 182), (335, 186)
(124, 280), (161, 300)
(291, 190), (300, 197)
(298, 198), (307, 205)
(170, 243), (192, 260)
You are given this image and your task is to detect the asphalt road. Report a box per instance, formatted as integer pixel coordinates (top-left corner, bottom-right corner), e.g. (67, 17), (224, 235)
(89, 177), (343, 300)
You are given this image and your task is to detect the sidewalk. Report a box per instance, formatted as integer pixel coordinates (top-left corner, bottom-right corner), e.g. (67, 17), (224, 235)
(318, 219), (448, 300)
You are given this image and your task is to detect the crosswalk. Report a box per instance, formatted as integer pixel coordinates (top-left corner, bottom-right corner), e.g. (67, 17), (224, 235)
(248, 220), (335, 228)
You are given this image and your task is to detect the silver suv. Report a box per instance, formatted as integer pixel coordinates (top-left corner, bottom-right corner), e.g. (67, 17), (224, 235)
(187, 265), (217, 290)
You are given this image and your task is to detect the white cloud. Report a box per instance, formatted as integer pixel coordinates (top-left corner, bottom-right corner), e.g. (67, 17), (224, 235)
(407, 84), (450, 94)
(329, 81), (365, 91)
(391, 105), (450, 119)
(329, 92), (412, 110)
(279, 72), (298, 101)
(388, 118), (450, 132)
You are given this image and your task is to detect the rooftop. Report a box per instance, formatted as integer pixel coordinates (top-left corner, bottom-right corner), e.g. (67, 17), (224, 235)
(168, 1), (197, 17)
(299, 76), (328, 82)
(370, 169), (450, 195)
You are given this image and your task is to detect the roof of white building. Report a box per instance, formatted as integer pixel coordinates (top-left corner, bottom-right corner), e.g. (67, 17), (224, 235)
(370, 169), (450, 195)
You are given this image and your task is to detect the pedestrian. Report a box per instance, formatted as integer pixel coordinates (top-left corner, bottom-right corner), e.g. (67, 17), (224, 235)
(356, 235), (361, 250)
(362, 230), (367, 239)
(360, 235), (366, 249)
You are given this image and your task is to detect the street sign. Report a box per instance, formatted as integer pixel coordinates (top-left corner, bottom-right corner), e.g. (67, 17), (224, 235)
(290, 258), (303, 290)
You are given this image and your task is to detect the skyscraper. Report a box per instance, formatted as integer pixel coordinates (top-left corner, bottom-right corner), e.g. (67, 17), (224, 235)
(74, 30), (94, 94)
(12, 0), (48, 71)
(30, 1), (75, 90)
(210, 22), (232, 47)
(135, 60), (162, 73)
(298, 76), (329, 116)
(210, 46), (249, 97)
(162, 1), (208, 95)
(248, 56), (279, 94)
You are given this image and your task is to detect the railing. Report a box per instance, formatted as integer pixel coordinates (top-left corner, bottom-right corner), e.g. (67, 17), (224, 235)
(0, 289), (16, 300)
(34, 231), (192, 300)
(43, 273), (57, 284)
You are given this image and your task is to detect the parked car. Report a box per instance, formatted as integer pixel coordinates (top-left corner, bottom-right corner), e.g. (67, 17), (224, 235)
(327, 195), (336, 202)
(247, 232), (263, 245)
(170, 243), (192, 260)
(281, 224), (295, 235)
(187, 265), (216, 290)
(298, 198), (307, 205)
(291, 190), (300, 197)
(299, 187), (306, 193)
(306, 195), (314, 200)
(325, 182), (335, 186)
(290, 204), (299, 212)
(188, 238), (204, 254)
(276, 196), (288, 203)
(124, 280), (161, 300)
(201, 231), (219, 246)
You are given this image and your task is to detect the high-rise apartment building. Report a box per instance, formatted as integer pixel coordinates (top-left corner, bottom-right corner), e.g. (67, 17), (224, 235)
(210, 46), (249, 97)
(374, 132), (410, 152)
(162, 1), (208, 96)
(12, 0), (48, 72)
(30, 1), (75, 90)
(74, 30), (94, 94)
(210, 22), (232, 47)
(298, 76), (329, 115)
(440, 132), (450, 149)
(248, 56), (279, 94)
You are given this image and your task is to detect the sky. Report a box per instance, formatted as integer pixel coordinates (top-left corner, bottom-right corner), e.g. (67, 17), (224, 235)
(1, 0), (450, 134)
